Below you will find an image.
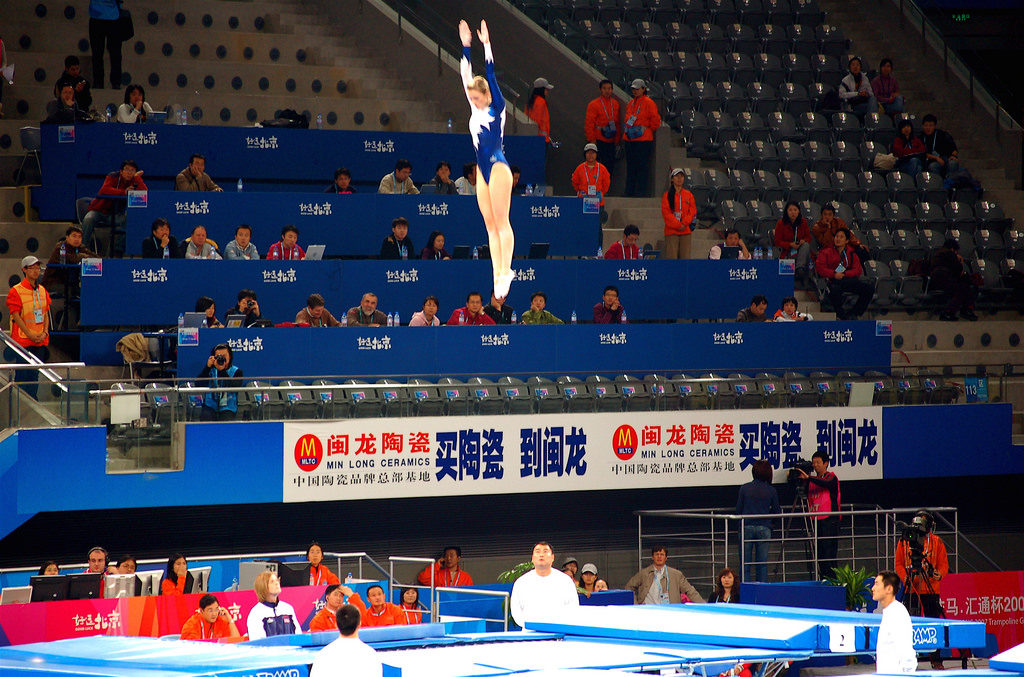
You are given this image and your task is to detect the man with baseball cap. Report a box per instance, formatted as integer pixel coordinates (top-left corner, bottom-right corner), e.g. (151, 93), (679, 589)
(5, 256), (51, 398)
(623, 78), (661, 197)
(571, 143), (610, 208)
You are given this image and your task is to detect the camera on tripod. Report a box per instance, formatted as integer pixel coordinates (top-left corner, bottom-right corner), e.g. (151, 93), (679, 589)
(896, 512), (932, 571)
(787, 459), (814, 497)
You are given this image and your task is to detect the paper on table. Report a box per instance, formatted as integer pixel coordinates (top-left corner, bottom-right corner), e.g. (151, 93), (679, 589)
(1, 65), (14, 85)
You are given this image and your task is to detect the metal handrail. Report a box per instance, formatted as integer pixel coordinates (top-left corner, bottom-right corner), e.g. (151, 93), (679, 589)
(433, 586), (510, 632)
(0, 332), (78, 394)
(388, 556), (436, 622)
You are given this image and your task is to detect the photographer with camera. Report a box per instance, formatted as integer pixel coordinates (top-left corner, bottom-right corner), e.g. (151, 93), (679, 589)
(234, 289), (267, 327)
(895, 510), (948, 669)
(795, 451), (840, 579)
(197, 343), (243, 421)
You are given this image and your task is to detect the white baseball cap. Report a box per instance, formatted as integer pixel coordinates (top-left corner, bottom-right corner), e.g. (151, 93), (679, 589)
(670, 168), (685, 177)
(21, 255), (40, 268)
(583, 143), (598, 153)
(533, 77), (554, 90)
(630, 78), (647, 90)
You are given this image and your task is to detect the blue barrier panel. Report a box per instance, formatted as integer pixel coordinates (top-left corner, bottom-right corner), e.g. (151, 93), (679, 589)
(175, 322), (892, 379)
(123, 191), (598, 258)
(37, 123), (547, 220)
(79, 259), (791, 326)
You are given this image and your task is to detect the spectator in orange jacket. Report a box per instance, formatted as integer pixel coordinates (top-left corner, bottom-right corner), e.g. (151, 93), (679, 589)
(661, 169), (697, 259)
(571, 144), (611, 207)
(180, 594), (241, 640)
(358, 584), (407, 628)
(417, 546), (474, 588)
(526, 78), (553, 143)
(623, 79), (661, 197)
(585, 79), (622, 178)
(894, 510), (949, 669)
(400, 587), (424, 624)
(307, 542), (340, 586)
(81, 160), (147, 256)
(161, 553), (189, 596)
(309, 584), (360, 633)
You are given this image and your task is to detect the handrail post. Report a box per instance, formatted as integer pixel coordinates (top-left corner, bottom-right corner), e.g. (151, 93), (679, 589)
(943, 43), (948, 81)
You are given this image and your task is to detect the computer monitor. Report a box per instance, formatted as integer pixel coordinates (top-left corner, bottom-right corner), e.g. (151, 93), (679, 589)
(1, 586), (33, 605)
(276, 562), (310, 588)
(29, 575), (69, 602)
(224, 314), (246, 328)
(182, 312), (207, 328)
(528, 242), (550, 259)
(186, 567), (212, 594)
(67, 573), (103, 600)
(135, 570), (164, 597)
(104, 573), (138, 598)
(305, 244), (326, 260)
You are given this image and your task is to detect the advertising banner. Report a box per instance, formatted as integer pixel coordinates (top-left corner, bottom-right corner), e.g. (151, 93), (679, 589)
(941, 571), (1024, 652)
(283, 408), (883, 502)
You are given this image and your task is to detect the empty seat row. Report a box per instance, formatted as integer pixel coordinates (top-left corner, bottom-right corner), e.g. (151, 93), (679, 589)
(576, 20), (842, 55)
(627, 52), (849, 89)
(849, 258), (1023, 311)
(552, 0), (829, 29)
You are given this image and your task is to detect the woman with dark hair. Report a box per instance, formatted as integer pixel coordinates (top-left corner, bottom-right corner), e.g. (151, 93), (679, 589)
(197, 343), (243, 420)
(660, 168), (696, 259)
(708, 567), (740, 603)
(400, 587), (424, 623)
(307, 541), (340, 586)
(773, 201), (812, 286)
(194, 296), (223, 328)
(116, 555), (137, 574)
(526, 78), (553, 143)
(409, 296), (441, 327)
(117, 84), (154, 123)
(871, 58), (903, 116)
(577, 563), (599, 597)
(893, 119), (926, 177)
(421, 231), (452, 260)
(736, 459), (780, 582)
(38, 560), (60, 576)
(838, 56), (875, 120)
(161, 553), (190, 595)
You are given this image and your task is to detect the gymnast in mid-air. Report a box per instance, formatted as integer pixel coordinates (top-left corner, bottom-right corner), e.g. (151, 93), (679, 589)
(459, 19), (515, 300)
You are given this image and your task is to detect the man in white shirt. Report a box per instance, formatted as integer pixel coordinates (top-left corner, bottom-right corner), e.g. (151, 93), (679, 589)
(510, 541), (580, 628)
(872, 570), (918, 674)
(310, 604), (383, 677)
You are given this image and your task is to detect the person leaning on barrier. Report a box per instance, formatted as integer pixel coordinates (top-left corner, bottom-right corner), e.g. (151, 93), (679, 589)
(196, 343), (243, 421)
(142, 218), (183, 259)
(175, 153), (223, 192)
(295, 293), (342, 327)
(736, 295), (769, 322)
(625, 545), (705, 605)
(347, 293), (388, 327)
(325, 167), (356, 194)
(40, 225), (96, 291)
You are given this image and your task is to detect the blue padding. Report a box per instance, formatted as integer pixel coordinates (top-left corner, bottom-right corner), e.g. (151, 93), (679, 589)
(79, 259), (791, 326)
(37, 123), (546, 221)
(989, 642), (1024, 672)
(740, 581), (846, 610)
(361, 622), (447, 643)
(124, 192), (596, 258)
(175, 321), (891, 380)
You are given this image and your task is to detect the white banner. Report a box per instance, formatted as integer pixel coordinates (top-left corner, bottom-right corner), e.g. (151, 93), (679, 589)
(282, 407), (883, 502)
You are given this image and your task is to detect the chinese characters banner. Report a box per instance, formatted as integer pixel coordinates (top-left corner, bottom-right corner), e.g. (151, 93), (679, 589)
(282, 407), (883, 502)
(941, 572), (1024, 652)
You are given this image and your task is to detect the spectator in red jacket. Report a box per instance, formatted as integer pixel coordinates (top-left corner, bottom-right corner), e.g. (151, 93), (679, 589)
(526, 78), (553, 143)
(605, 225), (641, 260)
(417, 546), (474, 588)
(774, 201), (813, 287)
(81, 160), (147, 257)
(584, 79), (622, 178)
(661, 169), (697, 259)
(446, 291), (496, 326)
(571, 144), (610, 207)
(893, 119), (926, 177)
(814, 228), (873, 320)
(623, 79), (662, 197)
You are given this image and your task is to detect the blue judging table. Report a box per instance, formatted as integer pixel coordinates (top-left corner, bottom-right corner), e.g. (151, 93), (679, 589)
(172, 322), (891, 379)
(36, 123), (546, 221)
(123, 191), (598, 258)
(79, 259), (792, 326)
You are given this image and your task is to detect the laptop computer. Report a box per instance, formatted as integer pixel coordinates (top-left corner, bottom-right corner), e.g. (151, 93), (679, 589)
(452, 245), (471, 259)
(528, 242), (550, 259)
(224, 314), (246, 328)
(0, 586), (32, 605)
(719, 245), (741, 260)
(305, 244), (326, 260)
(146, 111), (168, 124)
(182, 312), (207, 328)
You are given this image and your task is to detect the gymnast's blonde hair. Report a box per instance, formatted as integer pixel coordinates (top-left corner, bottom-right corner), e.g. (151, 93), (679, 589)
(466, 75), (489, 95)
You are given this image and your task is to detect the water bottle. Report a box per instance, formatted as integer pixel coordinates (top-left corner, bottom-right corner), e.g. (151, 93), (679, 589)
(60, 241), (67, 264)
(272, 248), (280, 260)
(446, 115), (454, 133)
(401, 247), (408, 261)
(386, 312), (394, 327)
(525, 184), (534, 197)
(228, 577), (239, 592)
(178, 312), (185, 328)
(754, 246), (763, 259)
(345, 572), (353, 584)
(511, 310), (517, 324)
(596, 245), (603, 258)
(570, 310), (577, 324)
(472, 246), (479, 260)
(766, 246), (774, 259)
(105, 107), (112, 123)
(459, 311), (466, 325)
(393, 312), (400, 326)
(340, 314), (347, 327)
(180, 109), (188, 125)
(163, 245), (170, 259)
(620, 309), (628, 323)
(236, 178), (243, 192)
(316, 113), (323, 129)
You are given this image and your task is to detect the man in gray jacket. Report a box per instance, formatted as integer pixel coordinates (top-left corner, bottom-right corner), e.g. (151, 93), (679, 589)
(626, 545), (705, 605)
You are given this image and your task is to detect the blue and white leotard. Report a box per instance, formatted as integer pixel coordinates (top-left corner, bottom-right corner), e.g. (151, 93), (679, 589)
(462, 44), (508, 184)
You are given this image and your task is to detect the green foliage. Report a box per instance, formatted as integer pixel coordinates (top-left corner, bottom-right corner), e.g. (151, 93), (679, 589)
(825, 563), (874, 611)
(497, 561), (534, 584)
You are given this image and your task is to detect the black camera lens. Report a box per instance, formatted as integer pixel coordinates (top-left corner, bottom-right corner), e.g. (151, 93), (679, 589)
(215, 356), (226, 365)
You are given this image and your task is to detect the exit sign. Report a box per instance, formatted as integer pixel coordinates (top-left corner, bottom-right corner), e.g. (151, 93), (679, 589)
(951, 11), (972, 20)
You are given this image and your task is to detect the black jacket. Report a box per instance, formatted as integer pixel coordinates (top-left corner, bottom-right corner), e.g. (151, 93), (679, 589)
(380, 235), (415, 260)
(920, 128), (958, 158)
(141, 235), (184, 259)
(53, 73), (93, 110)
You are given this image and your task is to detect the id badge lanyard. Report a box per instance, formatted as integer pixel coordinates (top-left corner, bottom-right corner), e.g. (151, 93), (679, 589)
(31, 286), (44, 324)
